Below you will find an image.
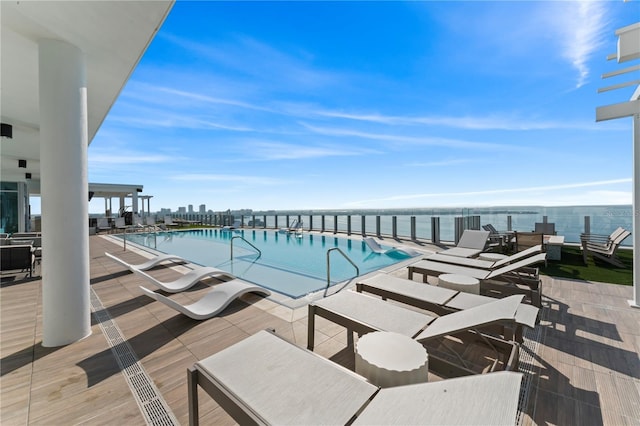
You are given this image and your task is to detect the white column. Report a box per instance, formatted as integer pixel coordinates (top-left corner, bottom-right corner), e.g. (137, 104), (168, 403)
(39, 39), (91, 346)
(631, 114), (640, 308)
(132, 191), (139, 215)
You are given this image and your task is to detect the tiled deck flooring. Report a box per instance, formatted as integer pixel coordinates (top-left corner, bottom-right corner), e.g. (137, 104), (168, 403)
(1, 235), (639, 425)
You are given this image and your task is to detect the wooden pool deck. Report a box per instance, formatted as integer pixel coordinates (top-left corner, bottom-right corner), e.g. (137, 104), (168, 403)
(1, 235), (638, 425)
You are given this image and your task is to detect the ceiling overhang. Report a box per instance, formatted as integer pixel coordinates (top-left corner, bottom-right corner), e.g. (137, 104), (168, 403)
(0, 1), (175, 187)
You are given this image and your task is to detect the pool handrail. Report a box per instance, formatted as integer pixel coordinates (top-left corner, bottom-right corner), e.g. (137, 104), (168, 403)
(230, 236), (262, 260)
(325, 247), (359, 297)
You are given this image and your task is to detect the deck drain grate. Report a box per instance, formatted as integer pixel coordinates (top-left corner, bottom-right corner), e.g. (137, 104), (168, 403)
(90, 289), (179, 426)
(515, 298), (547, 426)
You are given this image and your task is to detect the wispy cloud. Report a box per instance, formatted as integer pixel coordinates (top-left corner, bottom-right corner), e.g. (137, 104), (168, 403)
(407, 158), (475, 168)
(302, 123), (521, 151)
(171, 173), (287, 186)
(549, 1), (608, 88)
(231, 141), (381, 161)
(313, 110), (602, 131)
(346, 178), (632, 206)
(90, 153), (175, 165)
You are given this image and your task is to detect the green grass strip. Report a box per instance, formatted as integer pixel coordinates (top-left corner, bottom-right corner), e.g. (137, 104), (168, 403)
(540, 246), (633, 286)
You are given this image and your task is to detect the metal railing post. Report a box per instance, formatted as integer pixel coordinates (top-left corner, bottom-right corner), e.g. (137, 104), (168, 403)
(431, 217), (440, 244)
(410, 216), (416, 241)
(392, 216), (397, 239)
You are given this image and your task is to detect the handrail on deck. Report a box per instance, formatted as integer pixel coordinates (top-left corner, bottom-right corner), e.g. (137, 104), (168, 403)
(230, 236), (262, 260)
(122, 224), (159, 251)
(325, 247), (359, 297)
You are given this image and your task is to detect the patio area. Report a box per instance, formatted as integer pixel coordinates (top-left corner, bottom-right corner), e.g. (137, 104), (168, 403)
(1, 235), (639, 425)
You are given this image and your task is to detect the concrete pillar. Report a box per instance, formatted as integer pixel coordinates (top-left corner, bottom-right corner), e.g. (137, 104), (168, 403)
(131, 191), (138, 215)
(631, 114), (639, 308)
(39, 39), (91, 346)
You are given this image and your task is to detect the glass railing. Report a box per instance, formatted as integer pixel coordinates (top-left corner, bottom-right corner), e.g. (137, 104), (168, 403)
(155, 205), (634, 246)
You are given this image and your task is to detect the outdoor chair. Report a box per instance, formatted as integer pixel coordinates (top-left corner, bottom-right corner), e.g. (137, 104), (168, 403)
(514, 231), (544, 253)
(407, 252), (547, 307)
(131, 265), (235, 293)
(97, 217), (112, 233)
(307, 291), (522, 377)
(139, 280), (270, 320)
(426, 244), (542, 270)
(0, 244), (35, 277)
(438, 229), (490, 258)
(363, 237), (423, 257)
(482, 224), (511, 249)
(105, 252), (186, 272)
(580, 227), (631, 267)
(188, 329), (522, 426)
(356, 273), (539, 342)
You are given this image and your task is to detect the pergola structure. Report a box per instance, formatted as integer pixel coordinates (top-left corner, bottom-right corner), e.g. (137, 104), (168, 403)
(89, 182), (146, 217)
(0, 2), (174, 346)
(596, 21), (640, 308)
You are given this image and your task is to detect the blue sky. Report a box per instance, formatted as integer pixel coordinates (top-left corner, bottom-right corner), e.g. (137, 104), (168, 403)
(86, 1), (638, 214)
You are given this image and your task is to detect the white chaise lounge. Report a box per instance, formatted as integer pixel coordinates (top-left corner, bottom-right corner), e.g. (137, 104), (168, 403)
(307, 291), (523, 377)
(426, 244), (543, 270)
(408, 252), (547, 306)
(437, 229), (490, 258)
(132, 265), (235, 293)
(188, 329), (522, 425)
(356, 273), (539, 342)
(139, 280), (270, 320)
(105, 252), (186, 272)
(363, 237), (423, 257)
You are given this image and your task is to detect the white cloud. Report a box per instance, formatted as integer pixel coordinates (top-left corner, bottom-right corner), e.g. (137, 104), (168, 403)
(549, 1), (608, 88)
(171, 173), (287, 186)
(231, 140), (381, 161)
(302, 123), (521, 151)
(345, 178), (632, 207)
(313, 110), (603, 131)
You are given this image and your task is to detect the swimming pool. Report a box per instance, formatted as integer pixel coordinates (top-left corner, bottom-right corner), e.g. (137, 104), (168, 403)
(118, 229), (416, 299)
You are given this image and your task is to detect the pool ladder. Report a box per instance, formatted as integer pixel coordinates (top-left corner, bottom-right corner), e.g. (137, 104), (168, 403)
(230, 236), (262, 260)
(324, 247), (359, 297)
(122, 224), (159, 251)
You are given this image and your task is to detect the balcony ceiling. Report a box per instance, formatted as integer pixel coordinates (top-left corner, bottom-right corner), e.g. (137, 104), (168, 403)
(0, 1), (174, 187)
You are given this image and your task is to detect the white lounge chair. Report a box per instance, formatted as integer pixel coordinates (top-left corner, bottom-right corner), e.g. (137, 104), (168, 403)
(426, 244), (543, 270)
(104, 252), (186, 272)
(139, 280), (270, 320)
(408, 252), (547, 306)
(308, 291), (522, 376)
(97, 217), (112, 233)
(438, 229), (490, 258)
(163, 215), (180, 228)
(114, 217), (127, 232)
(580, 227), (631, 267)
(132, 265), (235, 293)
(363, 237), (422, 257)
(356, 273), (539, 342)
(188, 329), (522, 426)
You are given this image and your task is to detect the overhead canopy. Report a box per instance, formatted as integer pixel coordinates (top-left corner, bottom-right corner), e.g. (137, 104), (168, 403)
(0, 1), (175, 186)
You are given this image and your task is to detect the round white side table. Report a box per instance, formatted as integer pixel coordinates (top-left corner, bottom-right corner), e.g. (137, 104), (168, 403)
(478, 253), (508, 262)
(355, 331), (428, 388)
(438, 273), (480, 294)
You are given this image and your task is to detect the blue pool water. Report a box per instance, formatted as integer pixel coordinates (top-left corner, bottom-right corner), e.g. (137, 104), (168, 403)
(119, 229), (415, 299)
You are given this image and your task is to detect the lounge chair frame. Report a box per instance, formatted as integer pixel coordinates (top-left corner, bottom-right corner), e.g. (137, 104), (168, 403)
(188, 329), (523, 426)
(356, 273), (539, 342)
(307, 291), (520, 377)
(580, 227), (631, 267)
(407, 253), (547, 307)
